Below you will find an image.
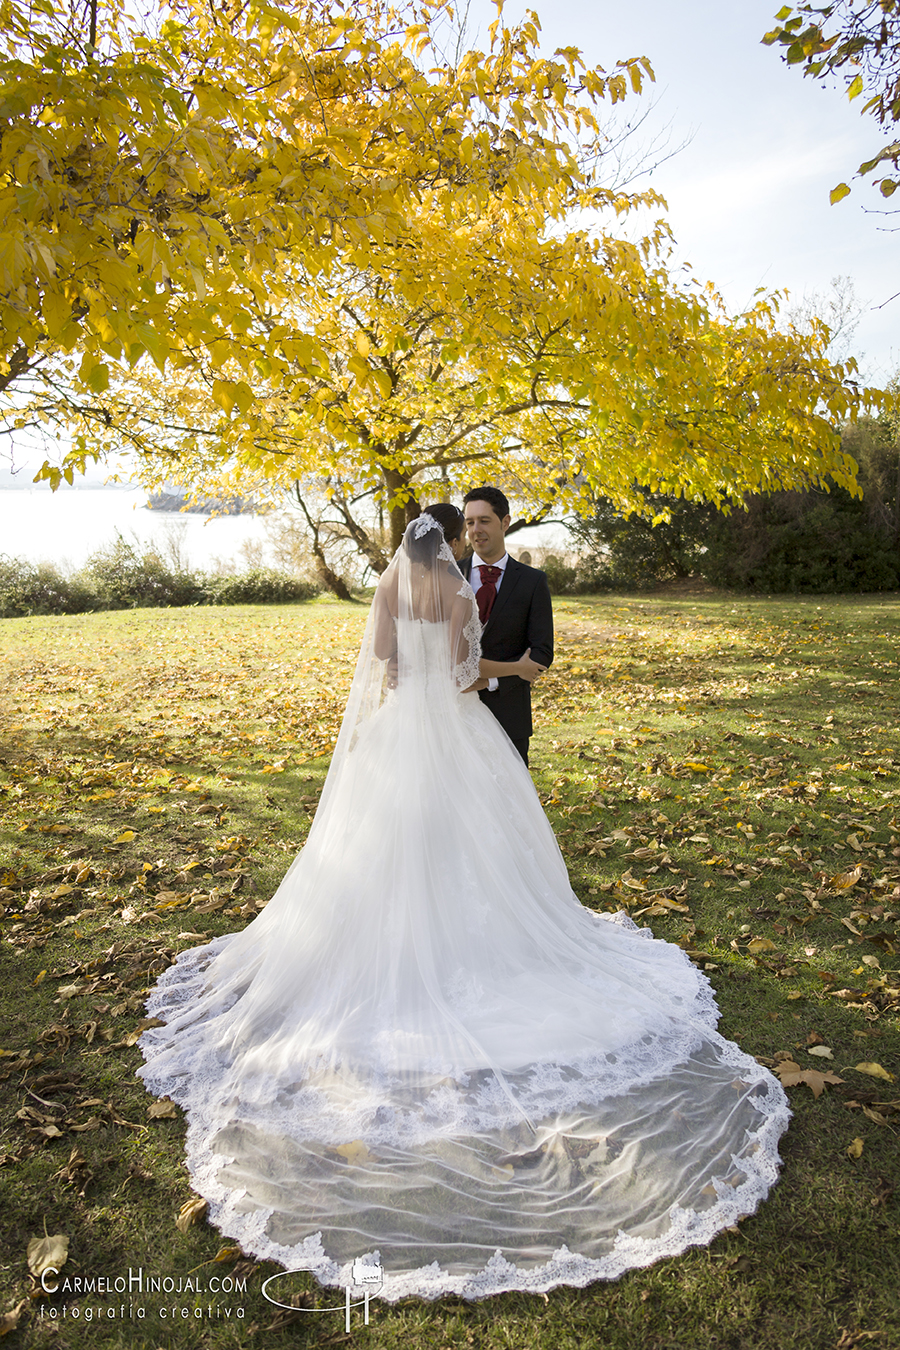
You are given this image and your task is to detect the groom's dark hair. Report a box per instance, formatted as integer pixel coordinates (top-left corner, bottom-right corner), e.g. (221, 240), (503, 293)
(463, 485), (510, 520)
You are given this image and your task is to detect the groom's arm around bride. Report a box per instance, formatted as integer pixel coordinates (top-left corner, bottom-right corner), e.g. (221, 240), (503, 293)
(460, 487), (553, 767)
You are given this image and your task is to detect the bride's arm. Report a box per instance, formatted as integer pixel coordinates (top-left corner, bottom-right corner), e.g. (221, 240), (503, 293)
(373, 575), (398, 662)
(480, 649), (546, 683)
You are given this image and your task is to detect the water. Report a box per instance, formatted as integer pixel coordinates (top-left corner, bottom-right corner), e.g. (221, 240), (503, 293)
(0, 484), (574, 576)
(0, 487), (279, 572)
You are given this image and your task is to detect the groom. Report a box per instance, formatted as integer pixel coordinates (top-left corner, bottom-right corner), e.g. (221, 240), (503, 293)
(458, 486), (554, 766)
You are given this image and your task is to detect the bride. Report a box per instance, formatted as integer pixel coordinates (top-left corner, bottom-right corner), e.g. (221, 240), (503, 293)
(138, 506), (789, 1301)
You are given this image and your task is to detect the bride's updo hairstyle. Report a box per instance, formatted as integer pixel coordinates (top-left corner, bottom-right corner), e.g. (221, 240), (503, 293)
(404, 503), (464, 565)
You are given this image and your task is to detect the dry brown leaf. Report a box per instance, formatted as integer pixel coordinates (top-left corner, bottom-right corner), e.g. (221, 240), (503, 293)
(0, 1300), (29, 1337)
(67, 1115), (104, 1134)
(175, 1197), (208, 1233)
(747, 937), (778, 954)
(148, 1098), (179, 1120)
(775, 1060), (845, 1098)
(26, 1233), (68, 1279)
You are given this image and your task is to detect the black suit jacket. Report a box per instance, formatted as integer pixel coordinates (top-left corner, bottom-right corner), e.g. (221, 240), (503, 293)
(459, 555), (554, 742)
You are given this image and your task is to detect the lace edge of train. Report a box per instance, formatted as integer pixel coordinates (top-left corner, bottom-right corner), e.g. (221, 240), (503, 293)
(169, 1082), (790, 1303)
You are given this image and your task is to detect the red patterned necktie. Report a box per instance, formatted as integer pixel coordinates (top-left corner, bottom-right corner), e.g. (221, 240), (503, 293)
(477, 565), (501, 624)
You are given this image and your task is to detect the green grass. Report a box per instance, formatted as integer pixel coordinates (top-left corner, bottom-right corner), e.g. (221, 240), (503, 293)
(0, 590), (898, 1350)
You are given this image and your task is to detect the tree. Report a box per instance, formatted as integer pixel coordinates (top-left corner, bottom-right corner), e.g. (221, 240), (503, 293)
(44, 185), (874, 562)
(4, 0), (654, 478)
(763, 3), (900, 202)
(10, 0), (877, 564)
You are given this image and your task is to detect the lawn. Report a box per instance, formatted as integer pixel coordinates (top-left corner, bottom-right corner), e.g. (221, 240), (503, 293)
(0, 590), (898, 1350)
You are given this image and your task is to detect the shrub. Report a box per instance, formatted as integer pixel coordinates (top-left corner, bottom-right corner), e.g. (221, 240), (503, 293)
(0, 556), (94, 617)
(206, 569), (320, 605)
(702, 488), (900, 593)
(80, 536), (206, 608)
(0, 542), (323, 618)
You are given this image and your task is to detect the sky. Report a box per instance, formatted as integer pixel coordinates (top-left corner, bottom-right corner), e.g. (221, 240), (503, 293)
(468, 0), (899, 383)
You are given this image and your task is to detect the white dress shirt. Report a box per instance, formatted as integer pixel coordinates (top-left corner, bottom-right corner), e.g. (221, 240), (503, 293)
(470, 552), (509, 691)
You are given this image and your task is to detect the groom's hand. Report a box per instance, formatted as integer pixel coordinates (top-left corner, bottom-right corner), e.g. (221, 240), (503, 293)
(516, 648), (547, 683)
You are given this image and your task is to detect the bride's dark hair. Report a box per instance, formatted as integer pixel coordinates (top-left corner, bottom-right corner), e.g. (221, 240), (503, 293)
(404, 503), (464, 564)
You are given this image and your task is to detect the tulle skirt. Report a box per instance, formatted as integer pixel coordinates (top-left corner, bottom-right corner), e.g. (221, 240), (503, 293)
(139, 676), (789, 1300)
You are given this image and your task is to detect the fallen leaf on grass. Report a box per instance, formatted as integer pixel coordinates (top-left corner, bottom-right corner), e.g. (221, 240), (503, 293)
(112, 831), (136, 844)
(872, 1176), (895, 1207)
(847, 1137), (864, 1159)
(853, 1062), (895, 1082)
(329, 1140), (372, 1166)
(831, 866), (863, 891)
(214, 1246), (243, 1263)
(56, 983), (85, 1000)
(124, 1017), (166, 1047)
(27, 1233), (69, 1278)
(747, 938), (778, 954)
(148, 1098), (179, 1120)
(0, 1301), (29, 1337)
(775, 1060), (845, 1098)
(808, 1045), (835, 1060)
(175, 1197), (208, 1233)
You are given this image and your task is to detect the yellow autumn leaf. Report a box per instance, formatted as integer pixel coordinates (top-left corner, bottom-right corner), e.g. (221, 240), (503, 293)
(853, 1062), (895, 1082)
(113, 830), (136, 844)
(847, 1137), (864, 1159)
(333, 1140), (372, 1165)
(808, 1045), (834, 1060)
(831, 866), (863, 890)
(747, 938), (777, 954)
(175, 1197), (208, 1233)
(0, 1300), (29, 1337)
(213, 1246), (243, 1263)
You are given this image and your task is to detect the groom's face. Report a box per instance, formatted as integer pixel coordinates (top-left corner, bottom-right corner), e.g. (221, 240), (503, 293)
(464, 500), (510, 564)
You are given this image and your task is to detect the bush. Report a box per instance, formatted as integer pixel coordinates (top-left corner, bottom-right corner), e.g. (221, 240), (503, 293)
(702, 488), (900, 593)
(206, 568), (319, 605)
(0, 556), (95, 617)
(81, 537), (206, 608)
(0, 541), (323, 619)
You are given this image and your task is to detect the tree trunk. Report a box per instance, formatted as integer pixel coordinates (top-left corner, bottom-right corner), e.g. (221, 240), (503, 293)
(293, 486), (353, 601)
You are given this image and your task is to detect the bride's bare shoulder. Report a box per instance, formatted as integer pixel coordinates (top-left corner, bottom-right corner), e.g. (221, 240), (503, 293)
(375, 569), (399, 609)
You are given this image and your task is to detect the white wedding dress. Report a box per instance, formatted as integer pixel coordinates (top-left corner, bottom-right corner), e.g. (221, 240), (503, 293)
(139, 516), (790, 1300)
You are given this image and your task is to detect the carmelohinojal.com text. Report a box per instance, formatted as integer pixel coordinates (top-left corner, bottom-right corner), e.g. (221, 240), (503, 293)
(39, 1268), (248, 1322)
